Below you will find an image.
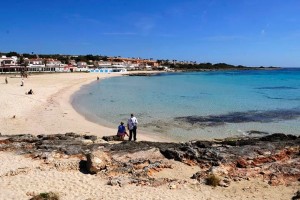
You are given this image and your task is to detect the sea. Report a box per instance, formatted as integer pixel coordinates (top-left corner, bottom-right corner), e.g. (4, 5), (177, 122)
(72, 68), (300, 141)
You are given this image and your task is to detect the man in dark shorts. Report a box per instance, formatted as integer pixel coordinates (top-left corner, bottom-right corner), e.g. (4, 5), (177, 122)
(127, 113), (138, 141)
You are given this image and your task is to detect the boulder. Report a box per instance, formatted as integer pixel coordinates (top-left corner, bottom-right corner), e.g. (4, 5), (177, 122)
(86, 150), (111, 174)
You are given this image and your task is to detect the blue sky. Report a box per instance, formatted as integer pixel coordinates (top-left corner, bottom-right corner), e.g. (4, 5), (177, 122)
(1, 0), (300, 67)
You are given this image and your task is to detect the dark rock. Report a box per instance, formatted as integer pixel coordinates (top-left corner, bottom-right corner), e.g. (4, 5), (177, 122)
(292, 190), (300, 200)
(191, 172), (202, 181)
(174, 108), (300, 126)
(246, 130), (269, 135)
(65, 132), (76, 137)
(8, 134), (38, 143)
(125, 73), (158, 77)
(160, 148), (183, 161)
(84, 135), (97, 141)
(261, 133), (298, 141)
(194, 141), (212, 148)
(102, 135), (122, 142)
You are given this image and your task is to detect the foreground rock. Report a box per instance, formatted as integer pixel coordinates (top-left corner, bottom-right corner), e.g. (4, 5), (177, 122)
(0, 133), (299, 188)
(86, 150), (111, 174)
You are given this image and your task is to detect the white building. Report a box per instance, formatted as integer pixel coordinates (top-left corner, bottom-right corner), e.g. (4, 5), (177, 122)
(45, 59), (62, 67)
(0, 56), (17, 66)
(77, 61), (87, 68)
(27, 59), (44, 68)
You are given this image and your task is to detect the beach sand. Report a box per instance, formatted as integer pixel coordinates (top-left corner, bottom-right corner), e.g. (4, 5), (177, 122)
(0, 73), (298, 200)
(0, 151), (298, 200)
(0, 72), (165, 141)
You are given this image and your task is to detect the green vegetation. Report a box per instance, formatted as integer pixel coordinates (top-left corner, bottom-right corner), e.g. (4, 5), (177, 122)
(206, 174), (221, 187)
(0, 52), (108, 64)
(30, 192), (59, 200)
(160, 61), (252, 70)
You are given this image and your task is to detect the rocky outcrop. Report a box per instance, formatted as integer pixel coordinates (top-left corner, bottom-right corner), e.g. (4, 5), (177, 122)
(124, 73), (159, 77)
(0, 132), (299, 187)
(102, 135), (123, 141)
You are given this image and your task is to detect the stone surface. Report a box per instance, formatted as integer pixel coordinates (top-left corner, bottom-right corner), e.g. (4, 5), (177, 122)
(86, 150), (111, 174)
(102, 135), (123, 141)
(0, 132), (299, 187)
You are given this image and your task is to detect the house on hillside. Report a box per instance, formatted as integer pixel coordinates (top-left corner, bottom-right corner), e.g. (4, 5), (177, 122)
(45, 59), (62, 67)
(0, 56), (17, 66)
(45, 59), (67, 72)
(26, 58), (45, 71)
(76, 61), (88, 72)
(0, 56), (21, 73)
(69, 60), (77, 66)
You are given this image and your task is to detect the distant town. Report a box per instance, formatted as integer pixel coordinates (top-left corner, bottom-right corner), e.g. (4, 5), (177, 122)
(0, 51), (274, 74)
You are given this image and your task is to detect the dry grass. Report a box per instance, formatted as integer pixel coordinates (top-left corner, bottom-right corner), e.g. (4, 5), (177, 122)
(30, 192), (59, 200)
(206, 174), (221, 187)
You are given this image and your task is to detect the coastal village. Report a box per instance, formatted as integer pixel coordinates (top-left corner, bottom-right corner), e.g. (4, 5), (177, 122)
(0, 53), (174, 73)
(0, 52), (255, 74)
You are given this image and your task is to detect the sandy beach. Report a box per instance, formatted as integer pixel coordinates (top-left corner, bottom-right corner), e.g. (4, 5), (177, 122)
(0, 72), (299, 200)
(0, 72), (166, 141)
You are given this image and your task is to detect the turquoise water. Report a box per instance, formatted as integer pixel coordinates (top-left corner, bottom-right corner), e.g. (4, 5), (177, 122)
(72, 69), (300, 141)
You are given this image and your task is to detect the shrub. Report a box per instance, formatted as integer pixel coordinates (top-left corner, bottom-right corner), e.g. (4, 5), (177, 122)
(30, 192), (59, 200)
(206, 174), (221, 187)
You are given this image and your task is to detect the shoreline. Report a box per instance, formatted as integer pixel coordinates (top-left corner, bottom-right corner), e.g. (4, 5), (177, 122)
(1, 70), (299, 142)
(0, 71), (171, 142)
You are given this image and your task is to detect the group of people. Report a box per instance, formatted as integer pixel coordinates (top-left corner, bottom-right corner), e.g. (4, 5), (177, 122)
(4, 77), (34, 95)
(117, 114), (138, 141)
(4, 76), (27, 87)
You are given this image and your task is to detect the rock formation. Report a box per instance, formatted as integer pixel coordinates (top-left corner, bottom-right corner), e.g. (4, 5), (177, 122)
(0, 133), (299, 188)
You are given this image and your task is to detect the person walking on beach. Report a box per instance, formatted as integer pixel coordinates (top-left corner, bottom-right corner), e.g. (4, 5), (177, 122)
(5, 77), (8, 84)
(21, 79), (24, 86)
(127, 113), (138, 141)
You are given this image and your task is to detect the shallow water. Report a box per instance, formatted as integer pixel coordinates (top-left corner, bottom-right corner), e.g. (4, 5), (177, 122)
(72, 68), (300, 141)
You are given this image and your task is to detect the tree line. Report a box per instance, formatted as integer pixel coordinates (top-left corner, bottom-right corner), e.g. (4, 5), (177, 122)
(0, 52), (108, 64)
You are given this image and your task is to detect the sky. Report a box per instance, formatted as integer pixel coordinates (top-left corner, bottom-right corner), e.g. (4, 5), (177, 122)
(1, 0), (300, 67)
